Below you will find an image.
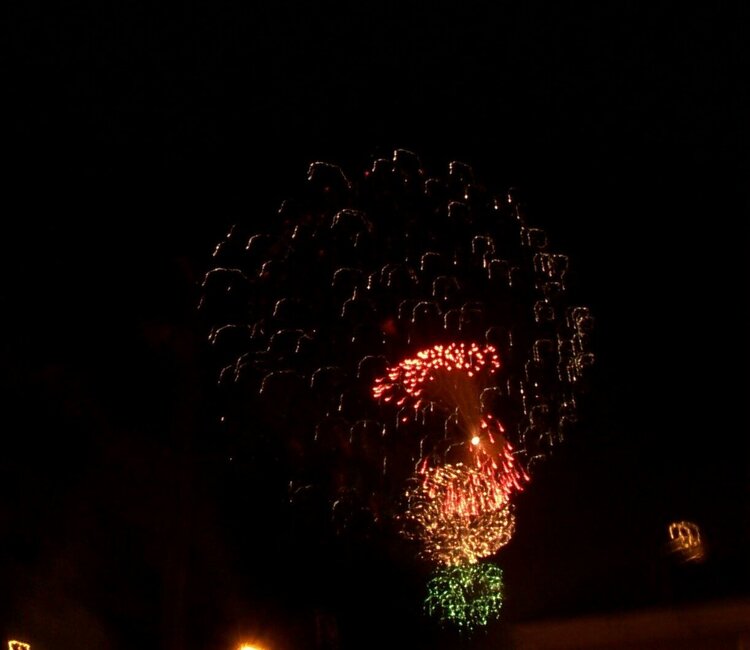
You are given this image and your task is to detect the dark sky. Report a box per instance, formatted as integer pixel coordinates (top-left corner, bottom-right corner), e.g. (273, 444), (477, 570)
(2, 2), (748, 649)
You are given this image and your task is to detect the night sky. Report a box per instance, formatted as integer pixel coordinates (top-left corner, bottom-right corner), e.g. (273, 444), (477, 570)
(2, 2), (748, 649)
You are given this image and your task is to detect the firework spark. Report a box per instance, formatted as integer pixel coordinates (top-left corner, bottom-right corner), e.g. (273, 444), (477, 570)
(373, 342), (528, 499)
(401, 462), (516, 565)
(425, 563), (504, 629)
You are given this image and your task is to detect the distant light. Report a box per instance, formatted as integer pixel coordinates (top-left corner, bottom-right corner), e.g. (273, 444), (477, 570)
(8, 642), (31, 650)
(666, 520), (706, 563)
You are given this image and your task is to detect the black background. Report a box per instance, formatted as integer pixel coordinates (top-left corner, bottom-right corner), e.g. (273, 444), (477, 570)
(2, 2), (748, 649)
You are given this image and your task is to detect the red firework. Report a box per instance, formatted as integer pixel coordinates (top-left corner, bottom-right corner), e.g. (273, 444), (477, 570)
(372, 342), (528, 503)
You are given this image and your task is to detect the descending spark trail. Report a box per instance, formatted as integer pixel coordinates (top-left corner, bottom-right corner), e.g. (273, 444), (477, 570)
(373, 342), (528, 502)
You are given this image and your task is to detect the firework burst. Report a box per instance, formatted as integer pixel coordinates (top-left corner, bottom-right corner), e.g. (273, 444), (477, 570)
(425, 563), (505, 629)
(203, 150), (595, 630)
(373, 342), (528, 501)
(401, 463), (516, 566)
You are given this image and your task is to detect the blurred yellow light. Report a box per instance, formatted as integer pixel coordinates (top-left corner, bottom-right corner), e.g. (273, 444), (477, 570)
(238, 645), (263, 650)
(666, 520), (705, 563)
(9, 642), (31, 650)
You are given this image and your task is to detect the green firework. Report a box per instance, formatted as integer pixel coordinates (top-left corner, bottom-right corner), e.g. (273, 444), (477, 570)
(424, 562), (504, 629)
